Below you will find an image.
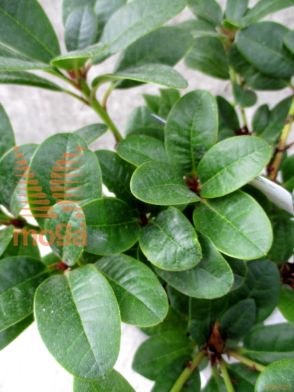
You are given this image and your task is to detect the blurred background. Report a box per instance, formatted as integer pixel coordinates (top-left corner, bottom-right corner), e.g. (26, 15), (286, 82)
(0, 1), (293, 391)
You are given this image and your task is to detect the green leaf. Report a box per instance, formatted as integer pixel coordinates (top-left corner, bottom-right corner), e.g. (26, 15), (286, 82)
(187, 0), (223, 26)
(228, 364), (258, 391)
(0, 315), (33, 351)
(130, 161), (200, 206)
(0, 256), (45, 331)
(0, 104), (15, 157)
(96, 254), (168, 327)
(198, 136), (272, 198)
(279, 285), (294, 323)
(259, 96), (292, 144)
(268, 211), (294, 263)
(226, 258), (248, 291)
(74, 370), (134, 392)
(95, 150), (134, 200)
(193, 191), (273, 260)
(139, 207), (202, 271)
(252, 104), (271, 134)
(244, 323), (294, 364)
(256, 359), (294, 392)
(243, 0), (294, 25)
(115, 26), (193, 72)
(132, 331), (192, 380)
(232, 83), (257, 108)
(65, 6), (99, 51)
(28, 133), (102, 223)
(35, 265), (121, 378)
(100, 0), (187, 56)
(93, 64), (188, 89)
(0, 144), (37, 216)
(74, 123), (107, 145)
(0, 71), (63, 91)
(236, 22), (294, 79)
(221, 299), (256, 340)
(2, 231), (40, 260)
(152, 356), (201, 392)
(142, 308), (186, 337)
(0, 226), (14, 257)
(0, 0), (60, 63)
(282, 154), (294, 182)
(165, 90), (219, 174)
(285, 31), (294, 54)
(218, 96), (240, 132)
(155, 235), (234, 299)
(125, 106), (164, 140)
(0, 56), (51, 72)
(225, 0), (249, 25)
(83, 198), (140, 255)
(185, 37), (230, 80)
(229, 260), (280, 322)
(45, 201), (86, 267)
(117, 135), (168, 167)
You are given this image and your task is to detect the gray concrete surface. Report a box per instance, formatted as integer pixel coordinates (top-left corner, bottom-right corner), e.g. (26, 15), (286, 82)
(0, 1), (293, 391)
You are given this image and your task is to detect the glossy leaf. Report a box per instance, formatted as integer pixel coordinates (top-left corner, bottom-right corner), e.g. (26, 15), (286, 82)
(226, 258), (248, 291)
(284, 31), (294, 54)
(229, 260), (280, 322)
(65, 6), (99, 51)
(83, 198), (140, 255)
(130, 161), (200, 206)
(73, 370), (134, 392)
(244, 323), (294, 364)
(165, 90), (218, 174)
(0, 71), (62, 91)
(225, 0), (249, 25)
(132, 331), (192, 380)
(232, 83), (257, 108)
(243, 0), (294, 25)
(0, 144), (37, 216)
(117, 135), (168, 167)
(279, 286), (294, 323)
(187, 0), (223, 26)
(2, 231), (40, 260)
(96, 254), (168, 326)
(125, 106), (164, 140)
(236, 22), (294, 79)
(140, 207), (202, 271)
(255, 359), (294, 392)
(100, 0), (187, 56)
(0, 256), (45, 331)
(0, 226), (14, 257)
(74, 123), (107, 144)
(252, 104), (271, 134)
(0, 0), (60, 63)
(220, 299), (256, 340)
(0, 104), (15, 157)
(193, 191), (273, 260)
(0, 315), (33, 351)
(217, 96), (240, 138)
(45, 201), (86, 267)
(268, 211), (294, 262)
(155, 235), (234, 299)
(28, 133), (102, 223)
(93, 64), (188, 89)
(152, 356), (201, 392)
(116, 26), (193, 72)
(95, 150), (134, 200)
(198, 136), (271, 198)
(35, 265), (121, 378)
(185, 37), (230, 80)
(142, 308), (186, 337)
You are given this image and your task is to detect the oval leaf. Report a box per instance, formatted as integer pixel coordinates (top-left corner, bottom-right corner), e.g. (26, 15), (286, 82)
(165, 90), (218, 174)
(255, 359), (294, 392)
(45, 201), (86, 266)
(0, 256), (45, 331)
(140, 207), (202, 271)
(155, 235), (234, 299)
(74, 370), (134, 392)
(28, 133), (102, 223)
(198, 136), (271, 198)
(34, 265), (121, 378)
(96, 254), (168, 326)
(193, 191), (273, 260)
(83, 198), (140, 255)
(131, 161), (200, 206)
